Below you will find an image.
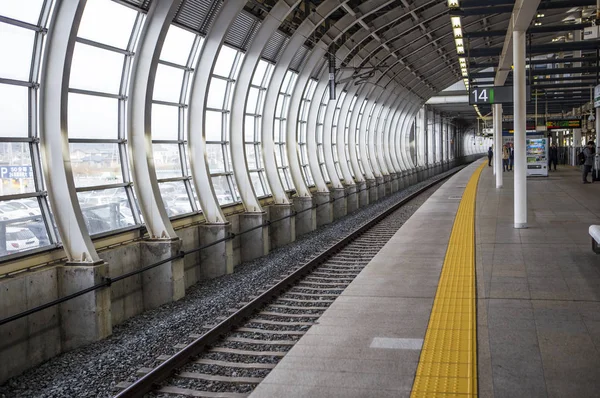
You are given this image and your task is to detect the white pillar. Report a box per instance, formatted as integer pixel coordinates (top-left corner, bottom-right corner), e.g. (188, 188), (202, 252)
(514, 30), (527, 229)
(494, 104), (503, 184)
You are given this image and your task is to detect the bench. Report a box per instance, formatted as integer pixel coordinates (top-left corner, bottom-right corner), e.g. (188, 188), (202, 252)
(590, 225), (600, 254)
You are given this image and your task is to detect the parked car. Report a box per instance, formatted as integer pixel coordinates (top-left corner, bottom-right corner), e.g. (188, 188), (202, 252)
(25, 220), (51, 247)
(5, 227), (40, 254)
(4, 200), (41, 216)
(0, 203), (32, 221)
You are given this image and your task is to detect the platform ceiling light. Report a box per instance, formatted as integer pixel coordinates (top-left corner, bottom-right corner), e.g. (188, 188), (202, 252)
(534, 21), (542, 26)
(448, 0), (460, 8)
(537, 13), (545, 18)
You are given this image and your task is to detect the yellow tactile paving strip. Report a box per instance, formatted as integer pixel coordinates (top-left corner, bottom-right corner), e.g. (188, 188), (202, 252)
(411, 162), (485, 398)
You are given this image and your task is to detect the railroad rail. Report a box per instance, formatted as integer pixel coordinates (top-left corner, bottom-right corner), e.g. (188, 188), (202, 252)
(114, 167), (465, 398)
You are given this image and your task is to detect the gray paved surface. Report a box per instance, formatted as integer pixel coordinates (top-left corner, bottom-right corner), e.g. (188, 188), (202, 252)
(476, 165), (600, 398)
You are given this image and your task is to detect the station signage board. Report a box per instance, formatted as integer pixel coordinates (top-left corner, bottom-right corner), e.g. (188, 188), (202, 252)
(594, 84), (600, 108)
(545, 120), (581, 130)
(469, 85), (530, 105)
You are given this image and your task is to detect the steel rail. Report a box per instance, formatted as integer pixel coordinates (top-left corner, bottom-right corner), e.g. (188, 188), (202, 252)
(114, 164), (468, 398)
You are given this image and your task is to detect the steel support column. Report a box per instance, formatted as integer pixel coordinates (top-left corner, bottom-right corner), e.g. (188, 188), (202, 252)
(514, 30), (527, 229)
(127, 0), (181, 239)
(39, 0), (99, 262)
(494, 103), (503, 188)
(188, 1), (244, 223)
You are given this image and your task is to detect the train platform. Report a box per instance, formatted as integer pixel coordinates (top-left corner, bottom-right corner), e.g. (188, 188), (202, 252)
(250, 161), (600, 398)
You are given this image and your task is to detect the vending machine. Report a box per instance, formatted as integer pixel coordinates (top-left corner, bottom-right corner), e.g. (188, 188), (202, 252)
(526, 138), (549, 177)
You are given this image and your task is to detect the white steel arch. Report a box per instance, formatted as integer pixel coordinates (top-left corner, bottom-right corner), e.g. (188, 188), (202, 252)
(39, 0), (99, 262)
(127, 0), (180, 239)
(229, 1), (298, 211)
(187, 1), (245, 223)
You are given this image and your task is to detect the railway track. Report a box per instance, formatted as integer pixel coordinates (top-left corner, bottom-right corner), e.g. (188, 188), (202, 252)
(114, 169), (462, 398)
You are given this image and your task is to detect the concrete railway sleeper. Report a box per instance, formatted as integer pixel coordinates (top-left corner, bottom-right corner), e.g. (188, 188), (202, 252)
(113, 166), (467, 398)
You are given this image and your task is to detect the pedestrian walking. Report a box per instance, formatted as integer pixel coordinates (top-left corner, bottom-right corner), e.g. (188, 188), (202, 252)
(549, 143), (558, 171)
(582, 141), (595, 184)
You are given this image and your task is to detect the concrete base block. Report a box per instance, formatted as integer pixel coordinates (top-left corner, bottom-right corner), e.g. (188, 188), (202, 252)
(367, 178), (378, 203)
(103, 244), (142, 325)
(398, 173), (406, 190)
(198, 223), (233, 279)
(383, 174), (392, 196)
(140, 239), (185, 310)
(58, 261), (112, 352)
(390, 173), (399, 193)
(0, 267), (61, 384)
(332, 188), (347, 220)
(357, 181), (369, 208)
(314, 191), (332, 227)
(345, 184), (358, 214)
(269, 204), (295, 250)
(239, 212), (269, 262)
(293, 196), (316, 238)
(376, 176), (385, 199)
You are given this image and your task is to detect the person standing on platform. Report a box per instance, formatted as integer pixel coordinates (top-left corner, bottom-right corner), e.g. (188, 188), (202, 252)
(582, 141), (595, 184)
(549, 143), (558, 171)
(488, 146), (493, 167)
(502, 144), (509, 172)
(508, 143), (514, 171)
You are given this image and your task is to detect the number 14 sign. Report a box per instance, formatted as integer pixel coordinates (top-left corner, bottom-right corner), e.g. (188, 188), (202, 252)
(469, 85), (530, 105)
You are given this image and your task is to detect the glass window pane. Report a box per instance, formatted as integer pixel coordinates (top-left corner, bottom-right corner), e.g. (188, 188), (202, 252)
(151, 104), (179, 140)
(1, 215), (49, 256)
(0, 143), (34, 195)
(214, 46), (237, 78)
(278, 168), (289, 190)
(275, 94), (284, 118)
(247, 87), (260, 114)
(69, 93), (119, 139)
(252, 60), (268, 86)
(153, 144), (182, 179)
(282, 71), (292, 93)
(0, 1), (44, 24)
(245, 144), (258, 169)
(205, 110), (223, 142)
(159, 181), (192, 217)
(154, 64), (184, 102)
(78, 0), (137, 49)
(70, 43), (124, 93)
(206, 144), (225, 173)
(0, 84), (29, 137)
(212, 175), (233, 204)
(244, 116), (255, 142)
(207, 78), (227, 109)
(70, 142), (123, 187)
(0, 23), (35, 81)
(78, 187), (135, 235)
(161, 25), (196, 65)
(249, 171), (264, 197)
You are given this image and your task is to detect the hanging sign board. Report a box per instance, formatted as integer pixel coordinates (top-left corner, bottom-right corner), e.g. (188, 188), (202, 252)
(546, 120), (582, 130)
(594, 84), (600, 108)
(469, 85), (530, 105)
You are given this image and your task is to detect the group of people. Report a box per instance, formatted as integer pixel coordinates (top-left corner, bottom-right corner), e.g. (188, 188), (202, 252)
(486, 144), (513, 172)
(486, 140), (596, 184)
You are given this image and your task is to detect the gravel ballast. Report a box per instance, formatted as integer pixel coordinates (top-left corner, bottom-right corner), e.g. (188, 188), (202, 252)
(0, 168), (459, 398)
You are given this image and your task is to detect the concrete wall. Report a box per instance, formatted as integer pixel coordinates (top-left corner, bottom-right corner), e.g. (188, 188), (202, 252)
(0, 155), (483, 384)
